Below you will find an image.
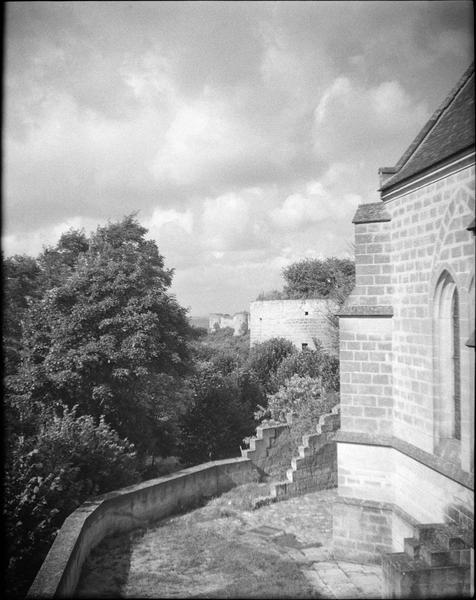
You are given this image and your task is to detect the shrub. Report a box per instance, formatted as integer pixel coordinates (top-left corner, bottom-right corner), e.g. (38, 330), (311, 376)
(5, 405), (139, 598)
(273, 342), (340, 392)
(247, 337), (295, 392)
(177, 368), (255, 466)
(255, 375), (339, 450)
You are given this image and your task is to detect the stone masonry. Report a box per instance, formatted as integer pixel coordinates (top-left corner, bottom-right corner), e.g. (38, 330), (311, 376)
(250, 298), (339, 355)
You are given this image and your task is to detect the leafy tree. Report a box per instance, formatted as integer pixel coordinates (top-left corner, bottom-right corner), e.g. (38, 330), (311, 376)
(273, 342), (340, 392)
(7, 215), (192, 455)
(246, 337), (295, 392)
(281, 257), (355, 301)
(5, 404), (139, 598)
(177, 367), (255, 466)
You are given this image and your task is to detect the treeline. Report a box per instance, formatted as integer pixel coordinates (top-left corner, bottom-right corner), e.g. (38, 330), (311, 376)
(3, 215), (340, 597)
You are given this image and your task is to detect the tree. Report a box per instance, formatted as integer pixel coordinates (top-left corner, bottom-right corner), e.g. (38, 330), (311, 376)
(6, 215), (192, 455)
(246, 337), (295, 393)
(2, 254), (42, 375)
(5, 404), (139, 598)
(282, 257), (355, 301)
(177, 367), (255, 466)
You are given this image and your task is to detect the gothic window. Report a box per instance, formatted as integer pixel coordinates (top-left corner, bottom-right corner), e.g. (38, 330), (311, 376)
(433, 271), (461, 452)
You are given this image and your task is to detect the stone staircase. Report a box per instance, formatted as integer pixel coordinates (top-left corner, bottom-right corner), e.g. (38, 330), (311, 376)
(270, 405), (339, 499)
(382, 522), (473, 598)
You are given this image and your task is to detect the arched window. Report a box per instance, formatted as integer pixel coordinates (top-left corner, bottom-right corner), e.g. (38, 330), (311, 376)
(433, 271), (461, 454)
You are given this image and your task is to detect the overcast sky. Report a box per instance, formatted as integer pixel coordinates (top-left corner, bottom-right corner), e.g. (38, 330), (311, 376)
(4, 1), (474, 315)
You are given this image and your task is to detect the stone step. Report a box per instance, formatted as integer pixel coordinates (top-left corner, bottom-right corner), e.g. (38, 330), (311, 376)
(403, 537), (420, 560)
(382, 551), (470, 598)
(419, 542), (452, 568)
(414, 523), (449, 544)
(432, 526), (470, 551)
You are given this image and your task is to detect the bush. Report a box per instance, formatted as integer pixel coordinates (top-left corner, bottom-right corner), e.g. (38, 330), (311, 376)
(177, 368), (255, 466)
(255, 375), (339, 450)
(247, 337), (295, 392)
(273, 342), (340, 392)
(5, 405), (139, 598)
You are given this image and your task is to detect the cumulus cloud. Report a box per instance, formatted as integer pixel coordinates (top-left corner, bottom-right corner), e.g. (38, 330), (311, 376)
(272, 181), (362, 230)
(3, 1), (473, 315)
(313, 77), (429, 163)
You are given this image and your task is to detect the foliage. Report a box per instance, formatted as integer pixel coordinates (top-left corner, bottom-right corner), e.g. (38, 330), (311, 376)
(189, 327), (251, 377)
(246, 337), (295, 392)
(255, 375), (339, 449)
(273, 342), (340, 392)
(37, 228), (90, 289)
(282, 257), (355, 300)
(6, 215), (192, 455)
(2, 254), (42, 375)
(177, 367), (255, 466)
(5, 404), (139, 598)
(256, 257), (355, 303)
(255, 289), (287, 301)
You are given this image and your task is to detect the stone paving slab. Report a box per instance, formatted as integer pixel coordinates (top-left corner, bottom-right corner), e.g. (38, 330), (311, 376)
(77, 487), (384, 598)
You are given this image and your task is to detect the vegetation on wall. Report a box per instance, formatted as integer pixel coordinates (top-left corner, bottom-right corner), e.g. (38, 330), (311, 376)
(252, 342), (340, 457)
(256, 257), (355, 303)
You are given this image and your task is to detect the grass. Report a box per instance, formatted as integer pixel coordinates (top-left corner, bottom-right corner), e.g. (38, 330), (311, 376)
(77, 482), (320, 598)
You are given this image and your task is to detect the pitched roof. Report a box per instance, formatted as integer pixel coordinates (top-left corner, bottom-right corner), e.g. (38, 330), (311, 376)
(380, 64), (475, 192)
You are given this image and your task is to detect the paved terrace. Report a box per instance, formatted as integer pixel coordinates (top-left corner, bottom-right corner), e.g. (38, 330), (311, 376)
(77, 487), (383, 598)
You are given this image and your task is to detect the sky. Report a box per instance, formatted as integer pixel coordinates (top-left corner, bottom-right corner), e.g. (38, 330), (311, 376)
(3, 1), (474, 316)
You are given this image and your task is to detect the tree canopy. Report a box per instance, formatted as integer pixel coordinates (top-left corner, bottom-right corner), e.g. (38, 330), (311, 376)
(6, 215), (192, 454)
(282, 257), (355, 300)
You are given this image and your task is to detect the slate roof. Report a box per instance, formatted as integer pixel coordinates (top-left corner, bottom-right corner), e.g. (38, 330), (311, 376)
(352, 202), (391, 224)
(380, 64), (475, 192)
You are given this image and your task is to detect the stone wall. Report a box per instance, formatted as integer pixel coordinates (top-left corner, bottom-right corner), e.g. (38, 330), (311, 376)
(242, 406), (340, 503)
(241, 422), (293, 481)
(386, 165), (474, 464)
(249, 298), (339, 354)
(337, 157), (475, 527)
(209, 311), (249, 336)
(27, 458), (259, 599)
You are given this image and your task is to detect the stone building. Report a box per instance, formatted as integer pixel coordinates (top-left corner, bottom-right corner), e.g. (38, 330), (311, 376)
(208, 311), (249, 336)
(335, 65), (474, 595)
(249, 298), (339, 355)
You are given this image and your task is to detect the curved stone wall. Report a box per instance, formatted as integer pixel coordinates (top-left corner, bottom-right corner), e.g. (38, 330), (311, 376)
(27, 458), (259, 598)
(249, 299), (339, 354)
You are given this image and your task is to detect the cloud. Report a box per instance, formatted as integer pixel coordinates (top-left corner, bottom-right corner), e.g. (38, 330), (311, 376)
(313, 77), (429, 164)
(272, 181), (362, 230)
(3, 1), (474, 315)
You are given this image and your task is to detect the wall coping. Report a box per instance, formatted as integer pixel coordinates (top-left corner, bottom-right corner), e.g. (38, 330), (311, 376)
(250, 298), (336, 306)
(336, 431), (474, 490)
(352, 202), (392, 224)
(334, 495), (421, 528)
(27, 457), (256, 599)
(337, 305), (394, 318)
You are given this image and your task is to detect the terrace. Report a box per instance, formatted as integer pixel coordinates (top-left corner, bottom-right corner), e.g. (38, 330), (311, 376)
(76, 485), (383, 598)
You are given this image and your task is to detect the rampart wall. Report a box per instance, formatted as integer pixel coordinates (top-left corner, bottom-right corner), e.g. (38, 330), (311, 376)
(209, 311), (249, 336)
(27, 458), (259, 599)
(249, 299), (339, 354)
